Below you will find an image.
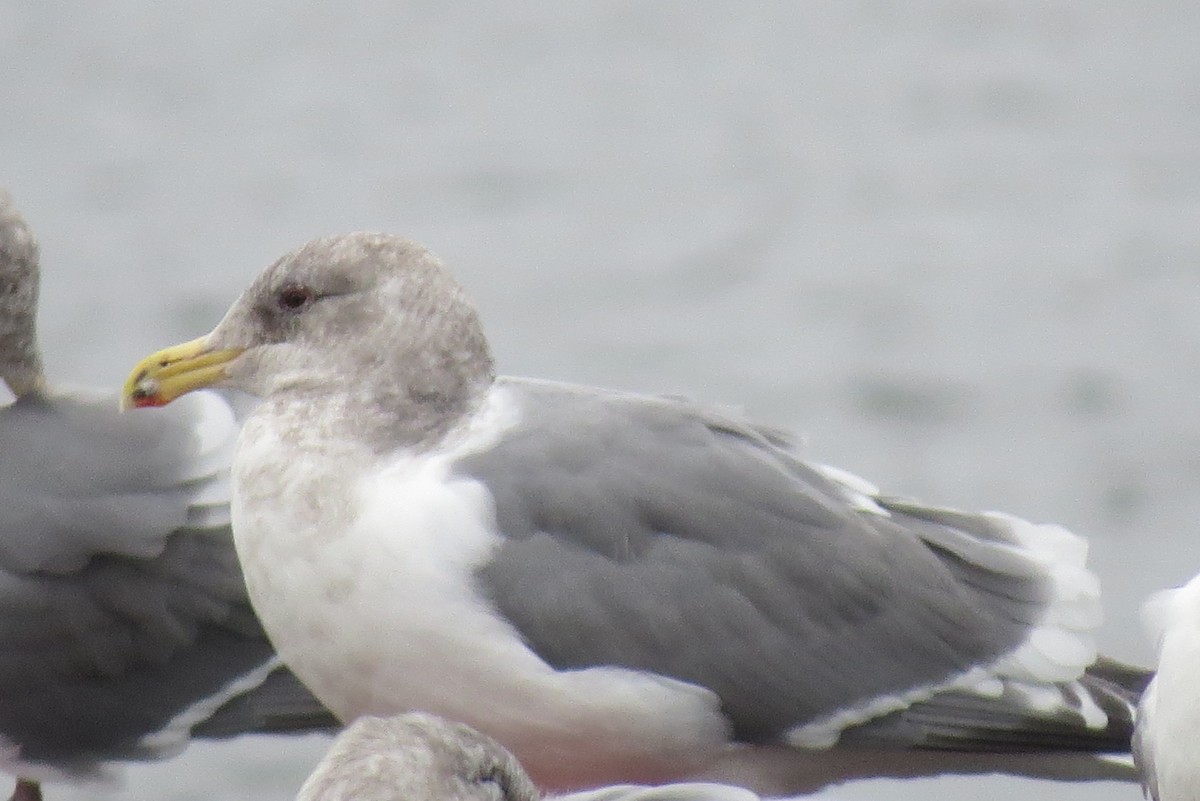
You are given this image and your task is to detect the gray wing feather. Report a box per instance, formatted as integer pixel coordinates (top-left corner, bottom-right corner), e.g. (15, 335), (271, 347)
(460, 379), (1089, 744)
(842, 667), (1140, 752)
(194, 666), (339, 738)
(0, 389), (333, 777)
(0, 390), (231, 572)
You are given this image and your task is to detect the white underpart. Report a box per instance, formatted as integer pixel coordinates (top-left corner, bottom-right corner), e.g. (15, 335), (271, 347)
(232, 386), (729, 789)
(786, 509), (1105, 749)
(563, 783), (763, 801)
(1136, 573), (1200, 801)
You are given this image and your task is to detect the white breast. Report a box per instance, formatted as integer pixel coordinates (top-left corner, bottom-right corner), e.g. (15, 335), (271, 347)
(230, 388), (730, 790)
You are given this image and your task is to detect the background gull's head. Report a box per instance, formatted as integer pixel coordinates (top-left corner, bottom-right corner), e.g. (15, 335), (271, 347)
(294, 713), (539, 801)
(0, 190), (45, 398)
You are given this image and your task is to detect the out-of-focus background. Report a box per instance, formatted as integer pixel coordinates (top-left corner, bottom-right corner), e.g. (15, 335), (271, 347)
(3, 2), (1197, 799)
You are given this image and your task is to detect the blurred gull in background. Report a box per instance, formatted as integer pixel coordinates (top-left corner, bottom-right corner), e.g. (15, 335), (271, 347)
(0, 190), (335, 801)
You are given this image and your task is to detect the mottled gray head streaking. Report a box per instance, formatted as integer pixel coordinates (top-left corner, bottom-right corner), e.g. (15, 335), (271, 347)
(0, 190), (45, 398)
(295, 713), (539, 801)
(209, 233), (496, 448)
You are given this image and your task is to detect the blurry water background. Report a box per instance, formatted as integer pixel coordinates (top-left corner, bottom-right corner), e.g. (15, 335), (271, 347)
(3, 1), (1198, 799)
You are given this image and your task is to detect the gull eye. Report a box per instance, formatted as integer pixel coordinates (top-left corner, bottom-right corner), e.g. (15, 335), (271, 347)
(277, 284), (315, 312)
(471, 765), (507, 800)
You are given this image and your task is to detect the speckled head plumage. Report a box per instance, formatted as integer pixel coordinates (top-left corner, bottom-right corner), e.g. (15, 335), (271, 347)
(295, 713), (540, 801)
(124, 232), (497, 447)
(0, 190), (46, 398)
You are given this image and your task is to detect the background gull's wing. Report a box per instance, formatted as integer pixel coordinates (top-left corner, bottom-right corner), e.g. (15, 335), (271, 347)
(0, 388), (335, 781)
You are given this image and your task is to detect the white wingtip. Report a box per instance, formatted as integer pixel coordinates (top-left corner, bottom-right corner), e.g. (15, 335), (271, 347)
(987, 513), (1101, 686)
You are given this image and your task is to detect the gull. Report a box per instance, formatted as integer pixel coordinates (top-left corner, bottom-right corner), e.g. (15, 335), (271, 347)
(124, 232), (1143, 795)
(295, 712), (760, 801)
(0, 191), (335, 801)
(1133, 572), (1200, 801)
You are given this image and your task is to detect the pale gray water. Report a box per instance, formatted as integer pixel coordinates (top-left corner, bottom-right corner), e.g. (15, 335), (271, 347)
(3, 1), (1198, 799)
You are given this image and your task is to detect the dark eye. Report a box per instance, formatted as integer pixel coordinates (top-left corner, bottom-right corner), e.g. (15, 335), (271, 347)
(277, 284), (315, 311)
(472, 766), (506, 797)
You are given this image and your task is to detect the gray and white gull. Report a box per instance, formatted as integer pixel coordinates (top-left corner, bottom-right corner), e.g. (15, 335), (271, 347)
(124, 232), (1144, 795)
(295, 712), (759, 801)
(0, 191), (335, 801)
(1133, 572), (1200, 801)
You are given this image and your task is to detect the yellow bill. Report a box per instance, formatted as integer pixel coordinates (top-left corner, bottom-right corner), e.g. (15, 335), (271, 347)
(121, 335), (244, 410)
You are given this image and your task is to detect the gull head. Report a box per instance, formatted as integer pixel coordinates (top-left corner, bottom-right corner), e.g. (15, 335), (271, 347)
(0, 190), (46, 398)
(295, 713), (539, 801)
(123, 233), (496, 426)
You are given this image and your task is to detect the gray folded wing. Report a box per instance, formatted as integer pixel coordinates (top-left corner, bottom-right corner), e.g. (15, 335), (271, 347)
(0, 388), (334, 779)
(461, 378), (1126, 750)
